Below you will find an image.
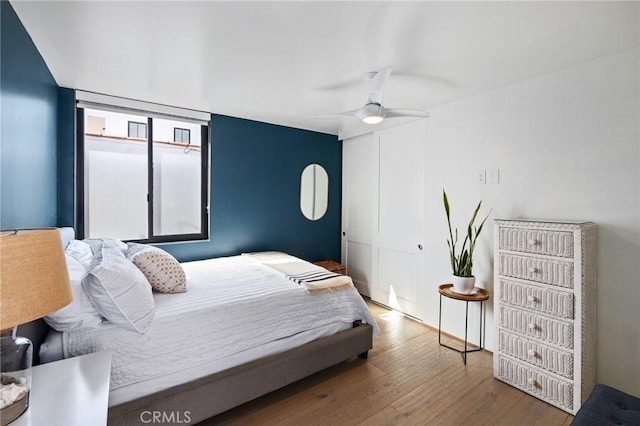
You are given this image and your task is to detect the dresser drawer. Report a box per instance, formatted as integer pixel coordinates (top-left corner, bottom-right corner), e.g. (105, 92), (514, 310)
(496, 355), (574, 412)
(499, 253), (574, 288)
(498, 279), (574, 319)
(498, 329), (574, 379)
(499, 305), (574, 348)
(498, 227), (574, 258)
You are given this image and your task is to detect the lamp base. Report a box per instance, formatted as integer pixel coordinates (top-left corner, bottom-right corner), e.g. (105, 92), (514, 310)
(0, 329), (32, 426)
(0, 385), (28, 426)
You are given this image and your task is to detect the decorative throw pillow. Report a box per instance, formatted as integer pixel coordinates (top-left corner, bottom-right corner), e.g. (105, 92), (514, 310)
(64, 239), (94, 267)
(127, 243), (187, 293)
(44, 255), (103, 331)
(84, 240), (155, 333)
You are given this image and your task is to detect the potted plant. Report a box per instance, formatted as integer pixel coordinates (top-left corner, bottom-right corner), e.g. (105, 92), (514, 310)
(443, 190), (491, 294)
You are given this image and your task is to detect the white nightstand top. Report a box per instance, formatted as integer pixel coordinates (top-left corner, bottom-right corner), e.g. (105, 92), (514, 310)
(13, 351), (111, 426)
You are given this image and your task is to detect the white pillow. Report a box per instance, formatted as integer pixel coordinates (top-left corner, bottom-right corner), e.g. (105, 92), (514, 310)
(39, 330), (64, 364)
(127, 243), (187, 293)
(84, 241), (155, 333)
(84, 238), (127, 255)
(65, 240), (94, 267)
(44, 255), (103, 332)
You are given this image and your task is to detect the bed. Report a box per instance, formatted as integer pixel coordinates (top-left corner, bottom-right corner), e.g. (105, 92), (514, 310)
(20, 228), (377, 425)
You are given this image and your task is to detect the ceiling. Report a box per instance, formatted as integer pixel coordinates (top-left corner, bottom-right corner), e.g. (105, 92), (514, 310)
(11, 1), (639, 139)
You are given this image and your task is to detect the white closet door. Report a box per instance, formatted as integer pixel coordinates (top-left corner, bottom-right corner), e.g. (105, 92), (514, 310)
(372, 120), (426, 319)
(342, 133), (375, 296)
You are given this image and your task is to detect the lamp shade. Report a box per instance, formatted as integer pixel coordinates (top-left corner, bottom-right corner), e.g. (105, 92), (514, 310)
(0, 229), (72, 332)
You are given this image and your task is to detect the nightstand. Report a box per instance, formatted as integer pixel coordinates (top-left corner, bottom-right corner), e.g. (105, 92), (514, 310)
(13, 351), (111, 426)
(313, 260), (347, 275)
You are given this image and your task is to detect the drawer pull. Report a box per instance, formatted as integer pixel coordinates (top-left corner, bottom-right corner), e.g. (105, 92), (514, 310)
(528, 238), (537, 246)
(527, 378), (537, 386)
(528, 267), (537, 273)
(527, 295), (537, 303)
(527, 349), (537, 357)
(528, 322), (536, 330)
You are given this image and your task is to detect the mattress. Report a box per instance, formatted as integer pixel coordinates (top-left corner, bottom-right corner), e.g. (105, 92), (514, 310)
(61, 253), (377, 406)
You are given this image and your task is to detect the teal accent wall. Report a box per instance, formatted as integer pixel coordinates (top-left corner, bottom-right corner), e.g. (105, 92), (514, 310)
(1, 1), (59, 228)
(161, 115), (342, 263)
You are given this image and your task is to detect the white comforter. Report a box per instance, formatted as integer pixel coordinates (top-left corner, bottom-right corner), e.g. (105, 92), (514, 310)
(63, 254), (377, 403)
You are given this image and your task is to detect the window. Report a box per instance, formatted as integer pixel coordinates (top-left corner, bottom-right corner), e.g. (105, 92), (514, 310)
(174, 127), (190, 144)
(128, 121), (147, 139)
(75, 97), (209, 244)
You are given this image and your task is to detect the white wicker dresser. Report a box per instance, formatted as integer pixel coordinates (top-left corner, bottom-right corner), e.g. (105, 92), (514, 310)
(493, 219), (597, 414)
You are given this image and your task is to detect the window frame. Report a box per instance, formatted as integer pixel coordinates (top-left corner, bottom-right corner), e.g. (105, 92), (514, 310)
(75, 106), (210, 244)
(174, 127), (191, 144)
(127, 120), (147, 139)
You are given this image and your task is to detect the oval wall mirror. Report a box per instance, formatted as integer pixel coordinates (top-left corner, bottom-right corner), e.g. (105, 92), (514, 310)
(300, 163), (328, 221)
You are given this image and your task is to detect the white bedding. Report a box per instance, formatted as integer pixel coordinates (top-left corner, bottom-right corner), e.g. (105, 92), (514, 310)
(62, 254), (378, 406)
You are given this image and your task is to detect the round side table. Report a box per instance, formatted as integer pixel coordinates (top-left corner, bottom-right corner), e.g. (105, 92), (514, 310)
(438, 283), (490, 364)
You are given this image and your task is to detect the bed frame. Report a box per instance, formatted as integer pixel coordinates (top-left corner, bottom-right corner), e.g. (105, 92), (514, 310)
(21, 312), (372, 425)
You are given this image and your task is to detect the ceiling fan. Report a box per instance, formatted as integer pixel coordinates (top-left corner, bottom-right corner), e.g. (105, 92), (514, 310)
(322, 67), (430, 124)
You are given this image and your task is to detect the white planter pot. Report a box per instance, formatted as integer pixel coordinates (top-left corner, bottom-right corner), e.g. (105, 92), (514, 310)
(451, 275), (476, 294)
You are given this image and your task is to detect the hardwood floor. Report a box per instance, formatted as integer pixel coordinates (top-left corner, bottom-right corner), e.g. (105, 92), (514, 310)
(202, 301), (573, 425)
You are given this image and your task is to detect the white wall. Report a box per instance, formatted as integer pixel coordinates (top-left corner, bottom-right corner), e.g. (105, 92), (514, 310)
(85, 136), (202, 240)
(421, 47), (639, 395)
(86, 137), (148, 239)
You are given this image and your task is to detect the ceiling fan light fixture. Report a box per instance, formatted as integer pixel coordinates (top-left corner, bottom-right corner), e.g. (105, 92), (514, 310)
(362, 115), (384, 124)
(322, 68), (429, 124)
(361, 102), (384, 124)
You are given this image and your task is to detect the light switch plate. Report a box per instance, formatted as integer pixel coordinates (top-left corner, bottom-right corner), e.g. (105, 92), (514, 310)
(477, 169), (486, 184)
(487, 168), (500, 184)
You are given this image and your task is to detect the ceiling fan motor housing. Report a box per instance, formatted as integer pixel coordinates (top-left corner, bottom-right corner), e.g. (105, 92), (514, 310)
(361, 102), (385, 123)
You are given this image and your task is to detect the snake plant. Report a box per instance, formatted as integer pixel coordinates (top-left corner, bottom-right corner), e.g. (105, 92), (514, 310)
(443, 190), (491, 277)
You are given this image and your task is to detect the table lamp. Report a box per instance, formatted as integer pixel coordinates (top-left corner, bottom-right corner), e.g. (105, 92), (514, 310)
(0, 229), (72, 425)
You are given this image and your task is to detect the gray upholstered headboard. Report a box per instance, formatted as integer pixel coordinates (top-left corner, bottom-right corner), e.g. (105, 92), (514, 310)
(17, 227), (75, 364)
(59, 227), (75, 249)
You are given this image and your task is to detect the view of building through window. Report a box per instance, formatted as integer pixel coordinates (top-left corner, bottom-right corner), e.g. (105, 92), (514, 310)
(83, 108), (205, 241)
(174, 127), (190, 144)
(127, 121), (147, 139)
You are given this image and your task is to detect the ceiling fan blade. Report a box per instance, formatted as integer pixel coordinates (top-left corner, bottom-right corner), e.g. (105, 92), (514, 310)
(384, 108), (430, 119)
(340, 107), (367, 120)
(308, 114), (347, 119)
(309, 107), (365, 120)
(368, 67), (392, 104)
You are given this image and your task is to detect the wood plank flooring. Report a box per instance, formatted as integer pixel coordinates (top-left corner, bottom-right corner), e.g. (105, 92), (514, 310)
(201, 301), (573, 425)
